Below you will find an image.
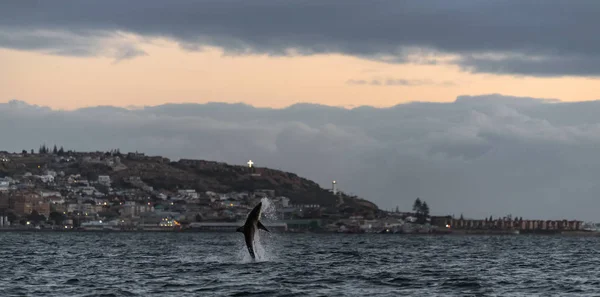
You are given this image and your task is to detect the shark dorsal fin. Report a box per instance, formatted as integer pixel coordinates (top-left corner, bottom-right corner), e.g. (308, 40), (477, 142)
(257, 221), (270, 233)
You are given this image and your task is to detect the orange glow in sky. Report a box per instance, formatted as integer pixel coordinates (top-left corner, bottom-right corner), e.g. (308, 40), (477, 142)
(1, 38), (599, 110)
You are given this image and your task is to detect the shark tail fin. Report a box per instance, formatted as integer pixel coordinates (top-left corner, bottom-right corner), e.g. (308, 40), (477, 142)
(236, 226), (244, 232)
(257, 221), (270, 233)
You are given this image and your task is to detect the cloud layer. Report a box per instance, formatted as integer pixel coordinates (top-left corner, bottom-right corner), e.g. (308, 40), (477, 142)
(347, 78), (455, 87)
(2, 95), (600, 220)
(1, 1), (600, 76)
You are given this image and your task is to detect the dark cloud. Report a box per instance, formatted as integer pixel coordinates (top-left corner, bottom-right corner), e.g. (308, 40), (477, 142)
(0, 29), (147, 62)
(1, 1), (599, 75)
(347, 78), (455, 86)
(3, 95), (600, 220)
(459, 54), (600, 77)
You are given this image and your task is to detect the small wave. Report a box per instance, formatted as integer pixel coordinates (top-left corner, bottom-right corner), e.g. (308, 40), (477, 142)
(441, 279), (482, 288)
(65, 278), (79, 285)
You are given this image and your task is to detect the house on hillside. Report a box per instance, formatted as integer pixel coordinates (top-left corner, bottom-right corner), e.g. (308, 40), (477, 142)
(0, 180), (9, 192)
(98, 175), (111, 187)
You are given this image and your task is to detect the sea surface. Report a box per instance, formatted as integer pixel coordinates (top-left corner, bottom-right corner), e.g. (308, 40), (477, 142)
(1, 232), (600, 297)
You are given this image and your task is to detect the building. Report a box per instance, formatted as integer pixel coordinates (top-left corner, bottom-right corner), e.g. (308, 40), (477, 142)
(41, 191), (62, 198)
(67, 203), (96, 216)
(177, 189), (199, 199)
(0, 194), (9, 210)
(255, 189), (275, 197)
(284, 219), (322, 231)
(78, 186), (98, 196)
(291, 204), (321, 209)
(121, 202), (154, 217)
(13, 191), (50, 217)
(274, 196), (290, 208)
(39, 175), (55, 183)
(32, 201), (51, 217)
(97, 175), (111, 187)
(441, 217), (583, 232)
(0, 180), (9, 192)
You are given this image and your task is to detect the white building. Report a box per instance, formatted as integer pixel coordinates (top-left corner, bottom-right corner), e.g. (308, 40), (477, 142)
(121, 203), (154, 217)
(0, 181), (9, 192)
(48, 196), (65, 205)
(292, 204), (321, 209)
(81, 220), (119, 229)
(67, 203), (96, 215)
(67, 174), (82, 183)
(41, 191), (62, 198)
(178, 189), (199, 199)
(39, 175), (55, 183)
(97, 175), (111, 186)
(79, 186), (97, 196)
(405, 216), (417, 223)
(275, 196), (290, 208)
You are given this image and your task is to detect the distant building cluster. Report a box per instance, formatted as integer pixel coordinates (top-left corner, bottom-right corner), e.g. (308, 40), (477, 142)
(0, 150), (334, 231)
(0, 149), (589, 235)
(435, 216), (583, 232)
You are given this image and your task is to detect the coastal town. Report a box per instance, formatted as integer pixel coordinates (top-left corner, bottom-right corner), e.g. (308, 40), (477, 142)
(0, 147), (596, 235)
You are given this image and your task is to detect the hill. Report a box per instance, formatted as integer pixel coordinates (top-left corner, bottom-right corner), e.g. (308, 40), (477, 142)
(0, 151), (380, 218)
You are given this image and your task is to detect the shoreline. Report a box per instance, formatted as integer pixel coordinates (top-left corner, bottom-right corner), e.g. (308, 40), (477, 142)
(0, 228), (598, 236)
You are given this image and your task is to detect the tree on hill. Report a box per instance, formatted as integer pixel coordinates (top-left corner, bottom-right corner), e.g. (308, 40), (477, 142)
(86, 171), (99, 181)
(96, 184), (110, 195)
(412, 197), (431, 224)
(58, 146), (65, 155)
(412, 198), (422, 213)
(49, 211), (67, 225)
(53, 145), (58, 154)
(98, 210), (119, 221)
(421, 202), (429, 217)
(27, 210), (46, 225)
(38, 144), (52, 154)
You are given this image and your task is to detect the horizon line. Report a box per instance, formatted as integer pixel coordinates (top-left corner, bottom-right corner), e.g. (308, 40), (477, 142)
(1, 93), (574, 112)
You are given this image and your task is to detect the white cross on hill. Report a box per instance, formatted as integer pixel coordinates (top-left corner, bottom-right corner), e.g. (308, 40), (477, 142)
(247, 160), (254, 168)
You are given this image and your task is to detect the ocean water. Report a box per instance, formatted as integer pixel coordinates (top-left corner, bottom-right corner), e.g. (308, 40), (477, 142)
(0, 232), (599, 296)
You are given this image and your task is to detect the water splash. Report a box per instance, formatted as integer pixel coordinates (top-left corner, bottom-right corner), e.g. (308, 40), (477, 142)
(235, 198), (279, 262)
(237, 244), (254, 263)
(254, 198), (278, 261)
(201, 255), (231, 264)
(260, 197), (278, 221)
(235, 232), (271, 263)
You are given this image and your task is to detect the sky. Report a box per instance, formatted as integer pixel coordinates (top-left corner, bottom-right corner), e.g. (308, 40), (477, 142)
(2, 1), (600, 220)
(2, 1), (600, 109)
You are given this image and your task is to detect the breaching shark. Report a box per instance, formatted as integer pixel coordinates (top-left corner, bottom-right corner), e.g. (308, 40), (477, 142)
(236, 202), (270, 260)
